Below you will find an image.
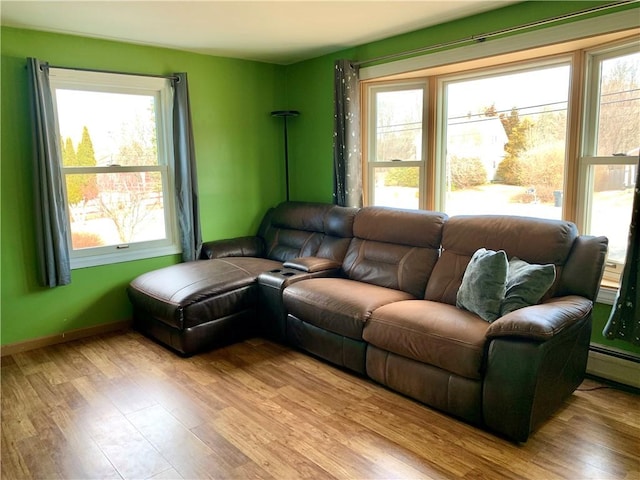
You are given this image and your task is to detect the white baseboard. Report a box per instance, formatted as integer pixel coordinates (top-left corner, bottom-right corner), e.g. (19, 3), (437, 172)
(587, 349), (640, 388)
(596, 286), (617, 305)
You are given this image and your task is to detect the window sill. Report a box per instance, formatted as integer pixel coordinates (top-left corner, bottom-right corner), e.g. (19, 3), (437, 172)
(71, 244), (181, 269)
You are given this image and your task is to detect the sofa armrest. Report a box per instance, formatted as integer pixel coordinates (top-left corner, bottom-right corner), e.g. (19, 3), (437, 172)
(199, 236), (264, 259)
(486, 296), (592, 342)
(283, 256), (342, 273)
(483, 313), (592, 442)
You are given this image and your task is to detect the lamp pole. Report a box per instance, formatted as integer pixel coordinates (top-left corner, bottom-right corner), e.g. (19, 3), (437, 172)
(271, 110), (299, 202)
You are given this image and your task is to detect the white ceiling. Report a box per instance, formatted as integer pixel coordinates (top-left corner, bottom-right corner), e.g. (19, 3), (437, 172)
(1, 1), (518, 65)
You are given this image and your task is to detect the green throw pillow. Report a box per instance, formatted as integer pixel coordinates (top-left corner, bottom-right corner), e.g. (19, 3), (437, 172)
(456, 248), (508, 322)
(500, 257), (556, 316)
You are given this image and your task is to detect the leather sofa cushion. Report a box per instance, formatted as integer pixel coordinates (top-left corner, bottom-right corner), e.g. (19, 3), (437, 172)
(442, 215), (578, 264)
(271, 201), (332, 232)
(343, 239), (439, 298)
(363, 300), (489, 380)
(200, 236), (264, 259)
(342, 207), (446, 298)
(325, 205), (358, 238)
(262, 202), (330, 262)
(261, 202), (356, 263)
(282, 256), (342, 273)
(128, 256), (281, 329)
(352, 206), (446, 248)
(425, 215), (579, 305)
(283, 278), (414, 340)
(265, 228), (324, 262)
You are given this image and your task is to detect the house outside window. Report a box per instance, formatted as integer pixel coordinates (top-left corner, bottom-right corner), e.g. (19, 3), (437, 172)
(438, 60), (570, 219)
(49, 69), (180, 268)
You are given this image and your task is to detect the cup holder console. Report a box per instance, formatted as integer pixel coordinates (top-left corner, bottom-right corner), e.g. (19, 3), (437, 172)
(267, 268), (297, 277)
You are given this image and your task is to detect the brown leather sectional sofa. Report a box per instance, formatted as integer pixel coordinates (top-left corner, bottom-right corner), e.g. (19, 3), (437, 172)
(127, 201), (608, 442)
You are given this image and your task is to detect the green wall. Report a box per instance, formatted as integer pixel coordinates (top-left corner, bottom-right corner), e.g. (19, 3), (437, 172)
(1, 27), (286, 345)
(284, 0), (640, 355)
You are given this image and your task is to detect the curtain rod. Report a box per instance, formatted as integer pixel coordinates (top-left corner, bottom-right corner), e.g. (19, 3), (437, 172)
(354, 0), (639, 67)
(40, 63), (179, 82)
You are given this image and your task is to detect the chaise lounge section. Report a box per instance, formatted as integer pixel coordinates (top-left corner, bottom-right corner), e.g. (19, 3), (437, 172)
(127, 201), (608, 442)
(127, 202), (357, 354)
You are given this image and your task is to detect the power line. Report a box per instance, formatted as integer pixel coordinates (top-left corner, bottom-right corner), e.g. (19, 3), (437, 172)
(448, 100), (568, 122)
(376, 92), (639, 132)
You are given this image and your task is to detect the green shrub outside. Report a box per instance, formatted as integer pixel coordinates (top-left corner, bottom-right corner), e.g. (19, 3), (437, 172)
(495, 157), (524, 185)
(450, 156), (487, 189)
(384, 168), (419, 187)
(503, 146), (565, 203)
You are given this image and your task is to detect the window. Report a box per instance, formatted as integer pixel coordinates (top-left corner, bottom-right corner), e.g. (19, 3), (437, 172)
(578, 42), (640, 286)
(366, 82), (427, 209)
(439, 61), (570, 219)
(363, 32), (639, 293)
(49, 69), (180, 268)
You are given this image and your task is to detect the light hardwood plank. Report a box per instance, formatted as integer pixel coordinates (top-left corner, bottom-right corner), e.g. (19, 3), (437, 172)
(83, 410), (172, 480)
(127, 404), (227, 479)
(2, 330), (639, 480)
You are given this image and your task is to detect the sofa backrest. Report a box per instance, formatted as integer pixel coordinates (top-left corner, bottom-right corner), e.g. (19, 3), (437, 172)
(424, 215), (607, 305)
(342, 207), (447, 298)
(317, 205), (359, 262)
(258, 202), (356, 263)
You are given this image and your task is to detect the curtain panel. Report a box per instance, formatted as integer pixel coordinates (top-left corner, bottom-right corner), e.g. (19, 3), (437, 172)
(172, 73), (202, 262)
(27, 62), (201, 287)
(604, 160), (640, 345)
(333, 60), (363, 208)
(27, 58), (72, 287)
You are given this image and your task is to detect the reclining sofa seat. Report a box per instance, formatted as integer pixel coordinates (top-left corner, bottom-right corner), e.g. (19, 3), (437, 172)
(127, 201), (608, 443)
(127, 202), (357, 355)
(283, 207), (448, 374)
(362, 215), (608, 442)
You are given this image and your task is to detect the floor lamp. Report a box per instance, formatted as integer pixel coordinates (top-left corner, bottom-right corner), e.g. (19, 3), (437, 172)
(271, 110), (299, 201)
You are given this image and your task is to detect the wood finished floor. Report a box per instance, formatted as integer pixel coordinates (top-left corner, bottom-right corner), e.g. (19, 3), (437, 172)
(1, 330), (639, 480)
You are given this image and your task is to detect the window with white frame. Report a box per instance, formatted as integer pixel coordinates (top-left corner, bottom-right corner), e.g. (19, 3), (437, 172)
(49, 69), (180, 268)
(363, 32), (639, 292)
(438, 60), (571, 219)
(366, 81), (427, 209)
(578, 41), (640, 286)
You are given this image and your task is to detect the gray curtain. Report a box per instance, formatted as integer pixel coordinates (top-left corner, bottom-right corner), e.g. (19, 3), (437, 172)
(27, 58), (72, 287)
(333, 60), (362, 208)
(172, 73), (202, 262)
(604, 160), (640, 345)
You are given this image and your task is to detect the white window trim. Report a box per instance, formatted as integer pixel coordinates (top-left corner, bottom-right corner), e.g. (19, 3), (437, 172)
(575, 155), (638, 301)
(49, 69), (181, 269)
(360, 9), (637, 81)
(597, 287), (618, 305)
(434, 56), (574, 212)
(366, 80), (428, 208)
(581, 40), (640, 157)
(577, 40), (639, 298)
